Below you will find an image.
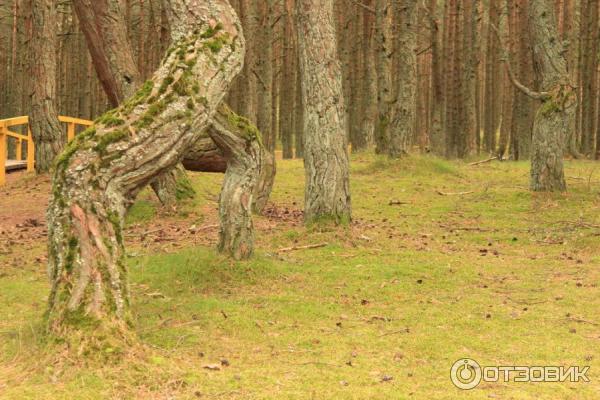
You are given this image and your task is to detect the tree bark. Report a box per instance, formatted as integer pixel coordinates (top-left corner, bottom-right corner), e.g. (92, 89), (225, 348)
(29, 0), (64, 172)
(72, 0), (141, 105)
(296, 0), (352, 224)
(389, 0), (418, 157)
(46, 0), (245, 339)
(427, 0), (444, 154)
(72, 0), (273, 211)
(528, 0), (573, 191)
(208, 105), (261, 259)
(374, 0), (393, 154)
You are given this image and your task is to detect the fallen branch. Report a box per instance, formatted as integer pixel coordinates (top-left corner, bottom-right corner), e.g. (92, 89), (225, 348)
(436, 190), (474, 196)
(277, 243), (328, 253)
(469, 157), (497, 166)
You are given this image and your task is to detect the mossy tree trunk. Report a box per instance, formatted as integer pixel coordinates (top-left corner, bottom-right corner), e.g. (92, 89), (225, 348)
(46, 0), (245, 338)
(208, 105), (262, 259)
(296, 0), (352, 224)
(73, 0), (273, 212)
(73, 0), (195, 207)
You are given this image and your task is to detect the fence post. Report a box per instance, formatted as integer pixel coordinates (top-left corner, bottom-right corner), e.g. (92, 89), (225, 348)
(0, 122), (6, 186)
(27, 126), (35, 172)
(16, 138), (22, 161)
(67, 122), (75, 142)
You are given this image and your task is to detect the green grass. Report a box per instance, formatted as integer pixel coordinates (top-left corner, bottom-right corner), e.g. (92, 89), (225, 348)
(1, 153), (600, 399)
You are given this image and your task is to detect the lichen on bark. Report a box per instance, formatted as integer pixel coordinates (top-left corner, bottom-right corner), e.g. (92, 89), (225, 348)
(46, 0), (245, 345)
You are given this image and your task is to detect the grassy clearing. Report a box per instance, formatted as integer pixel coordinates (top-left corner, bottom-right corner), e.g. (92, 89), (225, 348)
(1, 153), (600, 399)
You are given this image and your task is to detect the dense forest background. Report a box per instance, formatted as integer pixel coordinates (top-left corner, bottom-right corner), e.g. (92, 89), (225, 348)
(0, 0), (599, 160)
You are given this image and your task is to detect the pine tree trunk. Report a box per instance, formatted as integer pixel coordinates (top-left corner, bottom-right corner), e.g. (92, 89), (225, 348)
(374, 0), (393, 154)
(389, 0), (418, 157)
(529, 0), (573, 191)
(579, 0), (599, 156)
(29, 0), (63, 172)
(358, 1), (376, 151)
(427, 0), (444, 154)
(296, 0), (351, 224)
(72, 0), (141, 105)
(280, 0), (295, 159)
(483, 1), (501, 153)
(46, 0), (245, 339)
(208, 105), (262, 259)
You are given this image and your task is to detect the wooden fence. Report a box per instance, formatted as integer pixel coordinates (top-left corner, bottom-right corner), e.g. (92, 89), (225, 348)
(0, 116), (93, 186)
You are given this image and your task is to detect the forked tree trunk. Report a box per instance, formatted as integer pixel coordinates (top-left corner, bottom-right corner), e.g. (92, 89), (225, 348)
(46, 0), (245, 338)
(528, 0), (573, 191)
(29, 0), (63, 172)
(296, 0), (352, 224)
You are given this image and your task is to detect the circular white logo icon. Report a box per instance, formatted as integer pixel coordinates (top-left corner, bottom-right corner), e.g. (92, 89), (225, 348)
(451, 358), (482, 390)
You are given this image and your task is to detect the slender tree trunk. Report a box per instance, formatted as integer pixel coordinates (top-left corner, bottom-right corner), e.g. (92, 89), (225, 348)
(29, 0), (63, 172)
(358, 1), (376, 151)
(389, 0), (418, 157)
(280, 0), (295, 159)
(483, 1), (501, 153)
(427, 0), (444, 154)
(296, 0), (351, 224)
(374, 0), (393, 154)
(72, 0), (141, 105)
(46, 0), (245, 339)
(293, 61), (304, 158)
(579, 0), (599, 156)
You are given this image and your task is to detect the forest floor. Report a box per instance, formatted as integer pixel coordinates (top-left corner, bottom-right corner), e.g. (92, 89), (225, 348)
(1, 153), (600, 399)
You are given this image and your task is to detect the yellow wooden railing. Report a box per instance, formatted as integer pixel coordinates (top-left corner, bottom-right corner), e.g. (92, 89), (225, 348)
(0, 115), (93, 186)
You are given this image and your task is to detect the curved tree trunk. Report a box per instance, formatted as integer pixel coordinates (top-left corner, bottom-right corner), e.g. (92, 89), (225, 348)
(208, 105), (261, 259)
(29, 0), (63, 172)
(46, 0), (245, 339)
(182, 137), (227, 172)
(73, 0), (273, 212)
(296, 0), (352, 224)
(528, 0), (573, 192)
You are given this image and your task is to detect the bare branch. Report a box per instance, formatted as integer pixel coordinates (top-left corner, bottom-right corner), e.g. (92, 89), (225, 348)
(490, 23), (551, 101)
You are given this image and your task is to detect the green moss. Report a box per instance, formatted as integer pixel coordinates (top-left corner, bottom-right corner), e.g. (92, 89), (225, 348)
(226, 108), (263, 145)
(204, 36), (227, 54)
(122, 80), (154, 114)
(540, 99), (560, 116)
(64, 237), (79, 273)
(134, 100), (167, 129)
(175, 175), (196, 201)
(192, 83), (200, 94)
(97, 114), (124, 128)
(186, 98), (195, 110)
(107, 210), (123, 246)
(94, 130), (128, 154)
(158, 76), (175, 95)
(200, 22), (224, 39)
(62, 307), (101, 330)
